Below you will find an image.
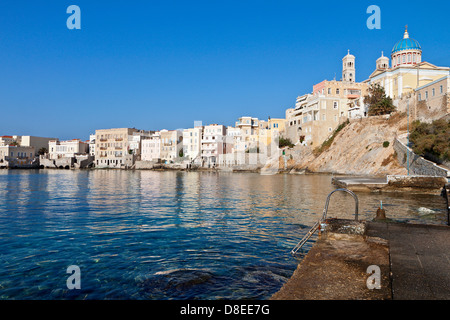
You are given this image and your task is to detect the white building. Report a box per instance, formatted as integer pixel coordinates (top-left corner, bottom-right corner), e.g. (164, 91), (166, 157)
(0, 136), (15, 146)
(201, 124), (226, 167)
(48, 139), (89, 160)
(141, 132), (161, 162)
(128, 130), (155, 158)
(89, 134), (96, 156)
(182, 126), (203, 162)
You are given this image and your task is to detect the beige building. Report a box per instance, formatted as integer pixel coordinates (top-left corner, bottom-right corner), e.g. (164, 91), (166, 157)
(20, 136), (57, 152)
(0, 145), (35, 167)
(160, 130), (183, 162)
(397, 75), (450, 123)
(95, 128), (138, 168)
(285, 51), (368, 147)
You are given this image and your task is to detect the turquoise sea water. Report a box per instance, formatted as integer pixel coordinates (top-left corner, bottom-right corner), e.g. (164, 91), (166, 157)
(0, 170), (447, 300)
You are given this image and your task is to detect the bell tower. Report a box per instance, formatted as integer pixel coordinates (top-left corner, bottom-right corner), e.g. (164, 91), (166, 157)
(342, 50), (355, 83)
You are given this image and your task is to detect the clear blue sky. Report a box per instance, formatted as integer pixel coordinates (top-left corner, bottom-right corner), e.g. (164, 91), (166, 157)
(1, 0), (449, 140)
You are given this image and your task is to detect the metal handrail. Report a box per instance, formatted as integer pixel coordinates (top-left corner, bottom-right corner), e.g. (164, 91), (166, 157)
(321, 188), (359, 221)
(291, 188), (359, 256)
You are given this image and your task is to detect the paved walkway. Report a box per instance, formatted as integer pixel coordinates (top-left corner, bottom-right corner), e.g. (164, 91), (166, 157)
(367, 222), (450, 299)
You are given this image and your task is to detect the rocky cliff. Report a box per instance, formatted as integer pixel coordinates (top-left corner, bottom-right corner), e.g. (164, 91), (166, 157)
(289, 113), (409, 177)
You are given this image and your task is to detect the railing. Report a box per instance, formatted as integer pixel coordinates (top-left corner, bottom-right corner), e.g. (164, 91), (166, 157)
(291, 188), (359, 256)
(441, 185), (450, 226)
(321, 188), (359, 221)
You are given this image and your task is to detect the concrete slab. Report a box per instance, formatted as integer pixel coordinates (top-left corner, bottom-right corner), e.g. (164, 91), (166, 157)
(271, 220), (450, 300)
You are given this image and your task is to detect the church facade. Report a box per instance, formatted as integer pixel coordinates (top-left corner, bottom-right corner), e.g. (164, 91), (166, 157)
(369, 26), (449, 116)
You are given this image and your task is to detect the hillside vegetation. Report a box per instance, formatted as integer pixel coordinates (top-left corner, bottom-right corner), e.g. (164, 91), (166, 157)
(410, 118), (450, 164)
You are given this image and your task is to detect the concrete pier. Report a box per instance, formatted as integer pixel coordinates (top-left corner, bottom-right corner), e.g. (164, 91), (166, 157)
(332, 175), (448, 194)
(271, 219), (450, 300)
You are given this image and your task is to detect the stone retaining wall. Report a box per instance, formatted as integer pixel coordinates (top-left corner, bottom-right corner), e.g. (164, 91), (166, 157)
(393, 135), (449, 177)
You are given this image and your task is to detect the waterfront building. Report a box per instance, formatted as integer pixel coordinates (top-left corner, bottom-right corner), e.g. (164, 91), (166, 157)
(95, 128), (139, 168)
(160, 129), (183, 162)
(141, 132), (161, 162)
(48, 139), (89, 160)
(128, 130), (155, 158)
(0, 145), (35, 167)
(0, 136), (15, 146)
(201, 124), (226, 167)
(182, 126), (203, 162)
(89, 134), (96, 156)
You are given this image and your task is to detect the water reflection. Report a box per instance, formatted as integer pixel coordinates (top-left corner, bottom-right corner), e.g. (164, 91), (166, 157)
(0, 170), (447, 300)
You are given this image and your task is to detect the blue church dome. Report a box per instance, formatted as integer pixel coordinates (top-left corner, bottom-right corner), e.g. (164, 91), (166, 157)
(392, 26), (421, 54)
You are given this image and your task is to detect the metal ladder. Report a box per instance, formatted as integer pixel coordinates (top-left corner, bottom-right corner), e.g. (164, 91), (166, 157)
(291, 188), (359, 256)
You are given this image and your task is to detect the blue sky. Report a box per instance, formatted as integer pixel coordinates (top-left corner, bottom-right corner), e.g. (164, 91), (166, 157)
(1, 0), (450, 140)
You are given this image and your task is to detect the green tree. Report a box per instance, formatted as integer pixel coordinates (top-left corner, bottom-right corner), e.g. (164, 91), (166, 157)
(364, 83), (395, 116)
(279, 136), (294, 148)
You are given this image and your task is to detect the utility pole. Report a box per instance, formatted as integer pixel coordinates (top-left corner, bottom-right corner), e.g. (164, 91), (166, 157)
(407, 98), (410, 176)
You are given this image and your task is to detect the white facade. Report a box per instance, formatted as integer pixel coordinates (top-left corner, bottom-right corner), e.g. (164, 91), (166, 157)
(89, 134), (96, 156)
(141, 133), (161, 162)
(48, 139), (89, 160)
(182, 127), (202, 161)
(201, 124), (226, 166)
(128, 130), (155, 157)
(0, 136), (15, 146)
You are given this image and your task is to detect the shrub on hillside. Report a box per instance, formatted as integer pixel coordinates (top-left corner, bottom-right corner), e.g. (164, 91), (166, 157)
(409, 118), (450, 163)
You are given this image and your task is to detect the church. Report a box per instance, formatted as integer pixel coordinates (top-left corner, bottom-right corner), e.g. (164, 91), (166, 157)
(369, 26), (450, 116)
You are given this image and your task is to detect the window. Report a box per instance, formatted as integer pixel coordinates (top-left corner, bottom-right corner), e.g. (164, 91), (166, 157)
(328, 88), (331, 94)
(418, 93), (422, 101)
(336, 89), (340, 94)
(408, 54), (411, 63)
(402, 55), (406, 63)
(440, 85), (443, 94)
(432, 88), (435, 97)
(425, 91), (428, 100)
(333, 101), (338, 109)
